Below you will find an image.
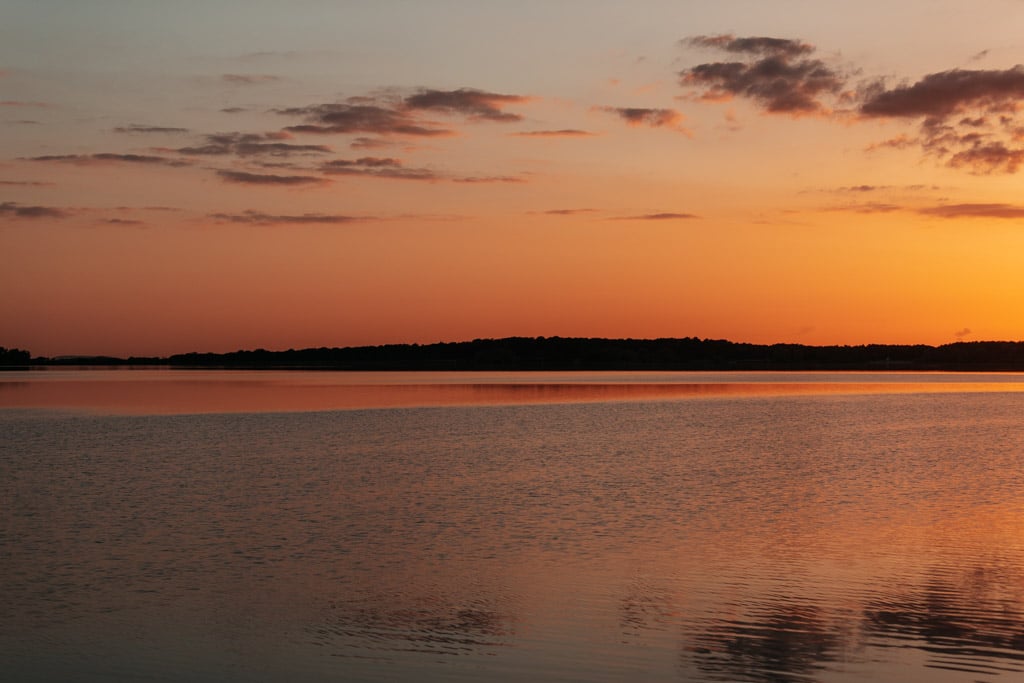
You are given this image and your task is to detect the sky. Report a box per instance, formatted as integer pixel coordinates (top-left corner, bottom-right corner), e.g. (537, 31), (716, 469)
(3, 0), (1024, 357)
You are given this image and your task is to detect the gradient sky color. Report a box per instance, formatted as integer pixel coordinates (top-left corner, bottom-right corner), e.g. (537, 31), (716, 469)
(4, 0), (1024, 357)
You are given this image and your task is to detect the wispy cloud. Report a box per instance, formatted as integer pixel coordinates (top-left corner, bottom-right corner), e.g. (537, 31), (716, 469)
(278, 102), (451, 136)
(350, 137), (392, 149)
(0, 201), (67, 219)
(320, 157), (524, 183)
(599, 107), (689, 132)
(215, 169), (328, 186)
(403, 88), (530, 122)
(680, 34), (848, 114)
(114, 124), (189, 134)
(537, 208), (599, 216)
(25, 153), (190, 167)
(0, 179), (54, 187)
(177, 132), (331, 157)
(613, 212), (700, 220)
(451, 174), (525, 184)
(512, 129), (596, 138)
(209, 210), (364, 225)
(278, 86), (531, 137)
(917, 203), (1024, 219)
(222, 73), (281, 85)
(0, 100), (51, 108)
(321, 157), (439, 181)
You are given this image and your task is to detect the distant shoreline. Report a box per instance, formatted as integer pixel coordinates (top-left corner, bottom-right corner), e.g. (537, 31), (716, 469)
(11, 337), (1024, 372)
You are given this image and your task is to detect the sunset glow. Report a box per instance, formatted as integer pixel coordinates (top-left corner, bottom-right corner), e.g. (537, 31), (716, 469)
(4, 1), (1024, 356)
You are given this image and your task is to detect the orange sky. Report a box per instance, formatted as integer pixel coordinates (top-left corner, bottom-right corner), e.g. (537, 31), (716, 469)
(3, 1), (1024, 356)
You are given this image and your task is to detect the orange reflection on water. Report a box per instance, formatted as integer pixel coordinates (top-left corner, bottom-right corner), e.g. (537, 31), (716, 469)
(3, 369), (1024, 414)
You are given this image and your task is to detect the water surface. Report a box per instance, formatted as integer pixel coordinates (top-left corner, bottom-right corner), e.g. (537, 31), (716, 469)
(3, 370), (1024, 681)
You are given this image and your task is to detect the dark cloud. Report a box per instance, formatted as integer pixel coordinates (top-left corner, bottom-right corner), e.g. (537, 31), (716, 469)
(114, 124), (189, 134)
(954, 327), (972, 338)
(0, 180), (53, 186)
(209, 210), (362, 225)
(103, 218), (144, 226)
(917, 203), (1024, 218)
(178, 132), (331, 157)
(403, 88), (529, 122)
(948, 142), (1024, 174)
(0, 100), (50, 107)
(0, 201), (67, 219)
(860, 67), (1024, 173)
(25, 153), (190, 167)
(278, 87), (530, 136)
(222, 74), (281, 85)
(350, 137), (392, 149)
(215, 170), (327, 186)
(321, 157), (523, 183)
(279, 102), (451, 136)
(451, 174), (525, 184)
(321, 157), (440, 181)
(834, 202), (903, 214)
(600, 107), (687, 130)
(614, 212), (700, 220)
(6, 119), (38, 125)
(537, 208), (598, 215)
(859, 67), (1024, 118)
(680, 34), (848, 114)
(221, 107), (247, 114)
(687, 35), (814, 58)
(512, 129), (596, 137)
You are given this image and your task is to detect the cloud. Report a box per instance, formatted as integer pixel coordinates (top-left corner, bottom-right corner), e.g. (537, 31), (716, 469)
(859, 67), (1024, 173)
(613, 212), (700, 220)
(600, 107), (689, 131)
(680, 34), (848, 114)
(278, 102), (451, 136)
(859, 67), (1024, 119)
(221, 107), (247, 114)
(687, 35), (814, 58)
(917, 203), (1024, 218)
(512, 129), (596, 137)
(403, 88), (530, 122)
(451, 174), (525, 184)
(103, 218), (144, 226)
(538, 208), (598, 215)
(829, 202), (903, 214)
(222, 74), (281, 85)
(954, 327), (972, 338)
(278, 87), (530, 136)
(25, 153), (190, 167)
(350, 137), (392, 149)
(320, 157), (440, 181)
(947, 141), (1024, 174)
(0, 179), (53, 187)
(114, 124), (189, 134)
(215, 169), (327, 186)
(177, 132), (331, 157)
(209, 210), (363, 225)
(0, 201), (67, 219)
(0, 100), (50, 107)
(321, 157), (524, 183)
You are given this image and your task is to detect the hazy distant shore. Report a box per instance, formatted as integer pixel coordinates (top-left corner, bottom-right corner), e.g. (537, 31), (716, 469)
(10, 337), (1024, 371)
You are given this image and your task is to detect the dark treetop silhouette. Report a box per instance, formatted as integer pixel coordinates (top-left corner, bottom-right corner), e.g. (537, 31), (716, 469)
(21, 337), (1024, 371)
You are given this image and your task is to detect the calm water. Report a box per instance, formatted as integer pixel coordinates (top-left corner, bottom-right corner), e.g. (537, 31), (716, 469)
(3, 370), (1024, 682)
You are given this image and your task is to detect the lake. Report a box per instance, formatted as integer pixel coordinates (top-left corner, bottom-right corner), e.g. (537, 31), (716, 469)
(3, 369), (1024, 682)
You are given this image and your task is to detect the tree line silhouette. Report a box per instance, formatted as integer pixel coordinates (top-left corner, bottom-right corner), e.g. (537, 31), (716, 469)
(17, 337), (1024, 370)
